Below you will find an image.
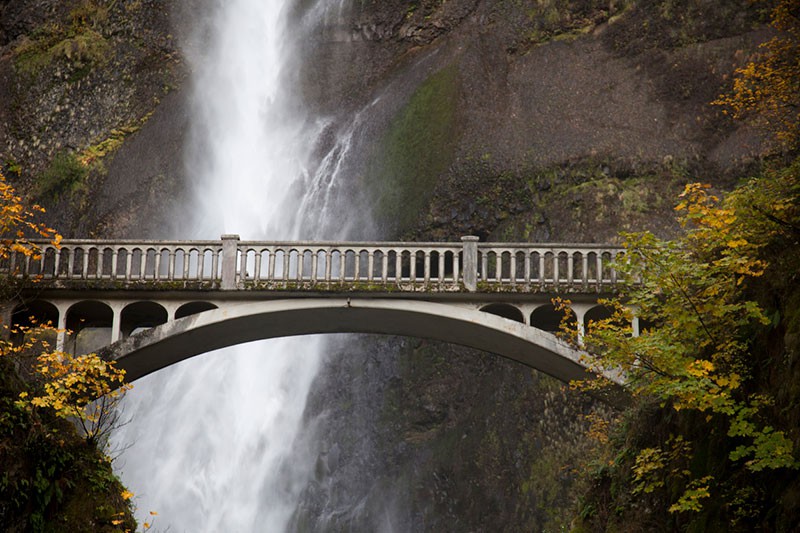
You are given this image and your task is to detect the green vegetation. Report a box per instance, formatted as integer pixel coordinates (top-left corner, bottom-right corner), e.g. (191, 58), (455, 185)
(570, 166), (800, 528)
(36, 113), (151, 204)
(371, 64), (460, 234)
(568, 4), (800, 528)
(13, 1), (111, 78)
(79, 120), (149, 168)
(37, 151), (89, 201)
(0, 171), (140, 532)
(524, 0), (630, 44)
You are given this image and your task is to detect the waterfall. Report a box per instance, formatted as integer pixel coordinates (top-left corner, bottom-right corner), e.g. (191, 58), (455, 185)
(110, 1), (358, 530)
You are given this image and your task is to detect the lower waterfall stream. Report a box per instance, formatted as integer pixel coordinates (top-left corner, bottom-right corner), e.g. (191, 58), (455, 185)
(110, 1), (364, 530)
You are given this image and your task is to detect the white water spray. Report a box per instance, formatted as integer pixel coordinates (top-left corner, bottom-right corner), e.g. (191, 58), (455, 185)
(111, 1), (357, 531)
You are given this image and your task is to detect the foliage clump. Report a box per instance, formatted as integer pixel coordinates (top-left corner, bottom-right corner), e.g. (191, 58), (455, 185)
(567, 3), (800, 528)
(0, 170), (140, 531)
(13, 1), (111, 77)
(715, 0), (800, 151)
(570, 161), (800, 529)
(37, 151), (89, 201)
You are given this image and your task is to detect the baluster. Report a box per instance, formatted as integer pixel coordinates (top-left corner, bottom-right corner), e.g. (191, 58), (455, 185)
(381, 250), (389, 283)
(567, 251), (574, 285)
(295, 250), (306, 281)
(311, 249), (319, 281)
(339, 250), (346, 282)
(395, 251), (402, 282)
(253, 252), (262, 282)
(582, 252), (588, 289)
(140, 249), (148, 279)
(109, 248), (118, 279)
(438, 251), (445, 285)
(539, 253), (545, 289)
(553, 253), (560, 288)
(183, 249), (190, 279)
(481, 252), (488, 282)
(510, 252), (517, 284)
(353, 251), (360, 281)
(410, 251), (417, 282)
(168, 249), (176, 280)
(198, 249), (206, 280)
(524, 251), (531, 287)
(54, 248), (62, 279)
(238, 248), (247, 281)
(283, 250), (290, 281)
(155, 249), (163, 280)
(211, 249), (219, 281)
(268, 248), (276, 280)
(125, 249), (133, 280)
(497, 252), (503, 283)
(82, 248), (90, 279)
(325, 250), (332, 282)
(367, 251), (374, 282)
(424, 251), (430, 285)
(596, 253), (603, 290)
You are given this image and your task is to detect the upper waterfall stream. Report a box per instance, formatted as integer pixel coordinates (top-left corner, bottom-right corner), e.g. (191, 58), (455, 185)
(110, 1), (360, 530)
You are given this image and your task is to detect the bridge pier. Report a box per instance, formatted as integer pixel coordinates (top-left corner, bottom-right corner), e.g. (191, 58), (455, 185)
(221, 234), (240, 290)
(461, 236), (479, 292)
(56, 307), (68, 352)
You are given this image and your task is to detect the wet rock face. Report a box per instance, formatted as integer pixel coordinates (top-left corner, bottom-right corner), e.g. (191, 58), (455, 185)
(295, 336), (607, 532)
(0, 0), (774, 530)
(288, 1), (770, 530)
(301, 0), (766, 240)
(0, 0), (185, 236)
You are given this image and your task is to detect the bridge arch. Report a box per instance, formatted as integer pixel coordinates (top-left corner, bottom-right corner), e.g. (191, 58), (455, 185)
(480, 303), (524, 324)
(66, 300), (113, 354)
(175, 301), (218, 319)
(583, 304), (614, 334)
(530, 304), (577, 332)
(120, 301), (168, 338)
(12, 300), (59, 329)
(99, 299), (624, 402)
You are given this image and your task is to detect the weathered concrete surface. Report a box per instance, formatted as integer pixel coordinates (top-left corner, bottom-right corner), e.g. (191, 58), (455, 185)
(100, 299), (621, 392)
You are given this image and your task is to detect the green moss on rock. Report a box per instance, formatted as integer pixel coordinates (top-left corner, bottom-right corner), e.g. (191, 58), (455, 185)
(371, 64), (460, 234)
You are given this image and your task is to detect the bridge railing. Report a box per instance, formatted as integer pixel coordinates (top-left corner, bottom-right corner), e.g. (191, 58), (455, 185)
(3, 236), (625, 292)
(2, 240), (225, 283)
(476, 243), (625, 290)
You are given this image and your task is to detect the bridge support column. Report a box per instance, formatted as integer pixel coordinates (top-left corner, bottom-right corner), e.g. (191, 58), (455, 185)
(221, 234), (240, 290)
(461, 236), (479, 292)
(110, 303), (123, 343)
(571, 303), (593, 346)
(56, 306), (68, 352)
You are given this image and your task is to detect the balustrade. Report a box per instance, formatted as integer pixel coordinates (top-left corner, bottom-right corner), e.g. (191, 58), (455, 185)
(2, 236), (625, 292)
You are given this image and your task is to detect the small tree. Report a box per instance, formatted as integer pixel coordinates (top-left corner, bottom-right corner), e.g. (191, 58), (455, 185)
(571, 176), (799, 518)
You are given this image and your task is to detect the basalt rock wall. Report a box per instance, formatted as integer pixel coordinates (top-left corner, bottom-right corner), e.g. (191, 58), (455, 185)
(0, 1), (771, 531)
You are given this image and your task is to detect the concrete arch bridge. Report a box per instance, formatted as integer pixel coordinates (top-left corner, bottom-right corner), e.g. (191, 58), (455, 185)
(4, 235), (632, 393)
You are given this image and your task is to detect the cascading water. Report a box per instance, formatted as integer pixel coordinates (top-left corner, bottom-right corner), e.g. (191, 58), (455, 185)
(111, 1), (360, 530)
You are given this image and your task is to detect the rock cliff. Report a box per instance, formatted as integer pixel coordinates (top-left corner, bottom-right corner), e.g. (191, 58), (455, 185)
(0, 0), (772, 530)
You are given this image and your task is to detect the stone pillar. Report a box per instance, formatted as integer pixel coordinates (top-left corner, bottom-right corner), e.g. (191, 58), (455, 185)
(221, 234), (240, 290)
(56, 305), (68, 352)
(632, 315), (641, 337)
(461, 236), (479, 292)
(110, 303), (122, 343)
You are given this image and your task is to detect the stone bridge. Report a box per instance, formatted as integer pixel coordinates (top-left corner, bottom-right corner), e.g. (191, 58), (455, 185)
(4, 236), (631, 390)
